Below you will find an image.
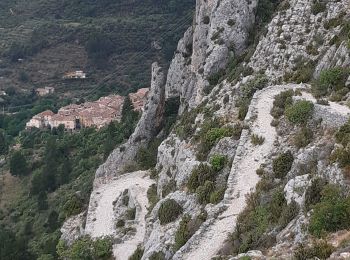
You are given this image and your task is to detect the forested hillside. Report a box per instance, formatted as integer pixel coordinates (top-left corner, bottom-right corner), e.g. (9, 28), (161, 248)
(0, 0), (194, 98)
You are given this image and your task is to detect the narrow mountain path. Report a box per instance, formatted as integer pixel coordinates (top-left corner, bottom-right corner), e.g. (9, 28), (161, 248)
(84, 171), (154, 260)
(179, 84), (350, 260)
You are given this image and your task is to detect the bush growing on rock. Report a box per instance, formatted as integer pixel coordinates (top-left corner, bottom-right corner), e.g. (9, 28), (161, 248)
(158, 199), (183, 225)
(187, 164), (215, 192)
(149, 251), (165, 260)
(311, 1), (327, 15)
(294, 240), (334, 260)
(210, 154), (227, 171)
(195, 119), (235, 161)
(196, 181), (215, 204)
(147, 184), (159, 212)
(312, 67), (349, 97)
(129, 245), (144, 260)
(241, 75), (268, 99)
(309, 184), (350, 237)
(174, 214), (204, 251)
(335, 120), (350, 146)
(304, 178), (328, 211)
(126, 207), (136, 220)
(284, 60), (315, 83)
(272, 151), (294, 178)
(285, 101), (314, 124)
(209, 187), (226, 204)
(251, 134), (265, 145)
(162, 179), (176, 198)
(136, 139), (162, 170)
(279, 200), (300, 228)
(271, 90), (294, 119)
(294, 127), (313, 148)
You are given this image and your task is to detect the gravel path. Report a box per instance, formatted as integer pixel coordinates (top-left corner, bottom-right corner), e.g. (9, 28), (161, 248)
(181, 85), (305, 260)
(84, 171), (154, 259)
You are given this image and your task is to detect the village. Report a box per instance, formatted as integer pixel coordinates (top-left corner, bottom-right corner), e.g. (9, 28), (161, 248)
(25, 88), (149, 130)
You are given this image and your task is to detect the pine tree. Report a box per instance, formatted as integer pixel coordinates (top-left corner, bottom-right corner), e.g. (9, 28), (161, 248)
(10, 151), (29, 176)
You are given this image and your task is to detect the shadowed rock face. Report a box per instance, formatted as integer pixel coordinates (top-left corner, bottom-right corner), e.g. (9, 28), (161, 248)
(94, 62), (166, 186)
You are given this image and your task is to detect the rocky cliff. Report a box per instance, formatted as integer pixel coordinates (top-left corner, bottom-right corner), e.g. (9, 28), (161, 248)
(61, 0), (350, 259)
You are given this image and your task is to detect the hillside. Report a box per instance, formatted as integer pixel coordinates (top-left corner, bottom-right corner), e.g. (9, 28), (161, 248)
(0, 0), (194, 99)
(1, 0), (350, 259)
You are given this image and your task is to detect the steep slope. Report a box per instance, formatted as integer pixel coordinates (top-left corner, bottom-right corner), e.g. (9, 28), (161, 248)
(59, 0), (350, 259)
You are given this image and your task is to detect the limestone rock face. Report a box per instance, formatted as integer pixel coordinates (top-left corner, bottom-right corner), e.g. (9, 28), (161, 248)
(60, 212), (86, 245)
(94, 63), (166, 186)
(314, 41), (350, 78)
(249, 0), (347, 82)
(142, 191), (201, 259)
(165, 0), (257, 111)
(284, 174), (310, 206)
(156, 134), (199, 196)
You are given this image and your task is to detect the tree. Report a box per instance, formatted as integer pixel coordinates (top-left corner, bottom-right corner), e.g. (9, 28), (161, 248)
(46, 211), (59, 231)
(121, 96), (139, 137)
(37, 191), (48, 210)
(10, 151), (29, 176)
(0, 131), (8, 155)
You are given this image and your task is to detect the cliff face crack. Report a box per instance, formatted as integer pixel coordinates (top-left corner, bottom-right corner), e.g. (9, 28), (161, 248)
(175, 84), (350, 260)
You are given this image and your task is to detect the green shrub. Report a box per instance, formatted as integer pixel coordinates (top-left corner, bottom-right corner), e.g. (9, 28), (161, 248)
(335, 120), (350, 146)
(162, 179), (176, 198)
(251, 134), (265, 145)
(147, 184), (159, 212)
(294, 240), (334, 260)
(210, 154), (227, 171)
(284, 60), (315, 83)
(332, 147), (350, 168)
(285, 101), (314, 124)
(129, 245), (144, 260)
(93, 238), (113, 259)
(187, 164), (215, 192)
(158, 199), (183, 225)
(311, 1), (327, 15)
(174, 215), (192, 250)
(238, 99), (250, 120)
(136, 139), (162, 170)
(126, 208), (136, 220)
(149, 251), (165, 260)
(279, 200), (300, 228)
(256, 167), (265, 176)
(271, 90), (294, 119)
(196, 120), (234, 161)
(209, 187), (226, 204)
(196, 181), (215, 204)
(312, 67), (349, 97)
(272, 151), (294, 178)
(304, 178), (328, 211)
(232, 123), (243, 140)
(208, 69), (225, 86)
(116, 219), (125, 228)
(176, 109), (198, 140)
(294, 127), (313, 148)
(241, 75), (268, 99)
(309, 185), (350, 237)
(206, 127), (234, 145)
(268, 188), (287, 224)
(9, 150), (29, 176)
